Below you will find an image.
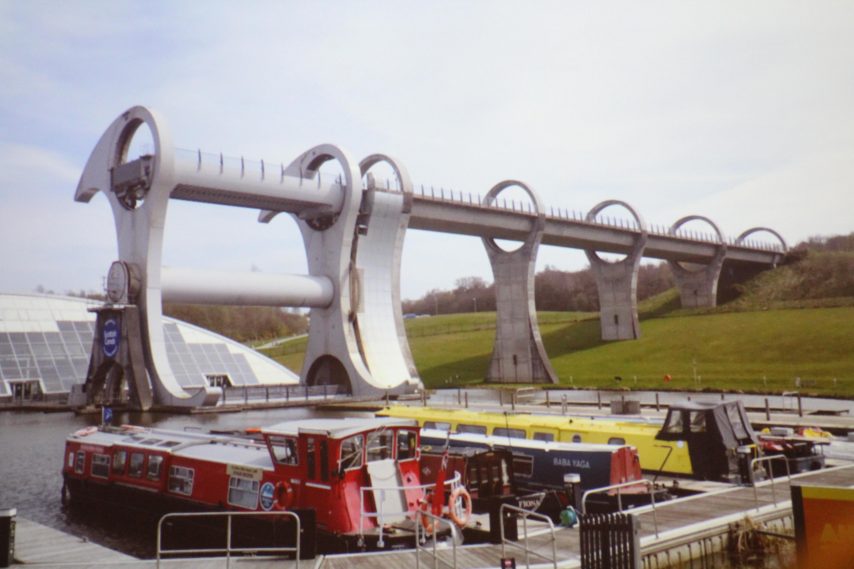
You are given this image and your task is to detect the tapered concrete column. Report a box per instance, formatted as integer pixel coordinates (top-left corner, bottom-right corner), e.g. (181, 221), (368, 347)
(585, 201), (648, 340)
(481, 181), (557, 384)
(668, 215), (728, 308)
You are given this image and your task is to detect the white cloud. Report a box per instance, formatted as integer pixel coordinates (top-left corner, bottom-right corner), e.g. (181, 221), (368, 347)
(1, 1), (853, 299)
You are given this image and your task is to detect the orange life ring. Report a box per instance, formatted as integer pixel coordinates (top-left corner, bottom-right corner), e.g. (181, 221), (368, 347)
(74, 426), (98, 437)
(447, 487), (472, 527)
(273, 481), (294, 510)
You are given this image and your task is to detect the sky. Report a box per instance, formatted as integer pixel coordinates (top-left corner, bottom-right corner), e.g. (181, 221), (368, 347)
(1, 1), (853, 301)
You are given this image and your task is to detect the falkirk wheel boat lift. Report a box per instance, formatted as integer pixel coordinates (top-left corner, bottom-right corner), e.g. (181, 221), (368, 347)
(73, 106), (787, 411)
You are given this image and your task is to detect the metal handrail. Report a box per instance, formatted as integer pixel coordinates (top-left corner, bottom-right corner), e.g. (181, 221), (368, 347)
(582, 479), (658, 537)
(358, 470), (462, 548)
(499, 503), (558, 569)
(156, 510), (301, 569)
(749, 454), (791, 509)
(414, 509), (461, 569)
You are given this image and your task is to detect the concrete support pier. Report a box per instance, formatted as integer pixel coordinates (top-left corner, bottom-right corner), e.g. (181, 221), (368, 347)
(261, 152), (421, 397)
(668, 215), (728, 308)
(585, 200), (648, 340)
(481, 181), (557, 384)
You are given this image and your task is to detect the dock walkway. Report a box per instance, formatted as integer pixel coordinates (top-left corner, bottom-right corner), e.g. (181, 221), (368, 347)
(11, 465), (853, 569)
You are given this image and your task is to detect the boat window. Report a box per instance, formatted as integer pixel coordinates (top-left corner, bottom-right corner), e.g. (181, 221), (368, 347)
(128, 452), (145, 478)
(91, 454), (110, 478)
(157, 440), (181, 448)
(269, 436), (298, 466)
(512, 455), (534, 478)
(147, 455), (164, 481)
(424, 421), (451, 431)
(140, 438), (160, 446)
(340, 435), (363, 471)
(307, 438), (316, 480)
(608, 437), (626, 445)
(727, 405), (748, 438)
(320, 440), (329, 482)
(533, 432), (555, 442)
(67, 451), (74, 469)
(397, 429), (418, 461)
(112, 450), (127, 474)
(168, 466), (194, 496)
(689, 411), (707, 433)
(367, 430), (393, 462)
(572, 434), (582, 443)
(494, 428), (526, 439)
(227, 476), (259, 510)
(75, 451), (85, 474)
(468, 464), (479, 485)
(663, 410), (684, 435)
(500, 458), (510, 485)
(457, 424), (487, 435)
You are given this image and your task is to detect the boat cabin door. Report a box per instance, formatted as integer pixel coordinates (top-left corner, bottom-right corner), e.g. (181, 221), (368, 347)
(365, 430), (407, 524)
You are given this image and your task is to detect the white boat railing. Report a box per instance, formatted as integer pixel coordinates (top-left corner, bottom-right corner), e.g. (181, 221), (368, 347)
(414, 509), (462, 569)
(499, 503), (558, 569)
(156, 510), (301, 569)
(749, 454), (791, 509)
(358, 470), (462, 548)
(581, 478), (659, 537)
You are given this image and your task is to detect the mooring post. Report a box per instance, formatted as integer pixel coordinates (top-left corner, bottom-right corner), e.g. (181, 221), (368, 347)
(457, 388), (461, 405)
(265, 387), (269, 402)
(597, 391), (602, 409)
(655, 393), (660, 412)
(511, 391), (516, 411)
(385, 390), (390, 406)
(797, 393), (803, 417)
(545, 389), (550, 407)
(421, 389), (426, 406)
(464, 392), (468, 408)
(765, 398), (771, 421)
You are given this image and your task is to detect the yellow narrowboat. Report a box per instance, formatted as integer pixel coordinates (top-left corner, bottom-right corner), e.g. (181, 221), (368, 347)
(379, 400), (760, 481)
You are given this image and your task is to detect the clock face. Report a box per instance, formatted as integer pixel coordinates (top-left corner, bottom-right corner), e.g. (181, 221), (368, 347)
(106, 261), (128, 303)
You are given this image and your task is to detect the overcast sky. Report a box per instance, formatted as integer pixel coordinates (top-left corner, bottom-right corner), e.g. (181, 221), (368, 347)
(1, 1), (853, 301)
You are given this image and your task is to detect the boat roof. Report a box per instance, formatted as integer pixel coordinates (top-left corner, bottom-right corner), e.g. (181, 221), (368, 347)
(68, 425), (267, 452)
(421, 428), (628, 453)
(262, 417), (417, 439)
(379, 406), (661, 435)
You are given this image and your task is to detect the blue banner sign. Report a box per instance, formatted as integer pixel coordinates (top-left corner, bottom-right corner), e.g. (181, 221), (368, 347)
(103, 317), (120, 358)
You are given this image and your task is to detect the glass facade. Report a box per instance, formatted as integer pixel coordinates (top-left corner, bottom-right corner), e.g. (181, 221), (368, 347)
(0, 293), (298, 399)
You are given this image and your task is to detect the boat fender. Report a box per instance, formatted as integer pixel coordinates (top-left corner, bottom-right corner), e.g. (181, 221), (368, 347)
(447, 487), (472, 527)
(75, 426), (98, 437)
(418, 500), (436, 535)
(274, 481), (294, 510)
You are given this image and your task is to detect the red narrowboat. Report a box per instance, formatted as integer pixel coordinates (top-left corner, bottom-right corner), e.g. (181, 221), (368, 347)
(62, 417), (449, 552)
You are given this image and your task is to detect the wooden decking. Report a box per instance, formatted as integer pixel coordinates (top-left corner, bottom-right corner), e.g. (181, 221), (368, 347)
(12, 464), (854, 569)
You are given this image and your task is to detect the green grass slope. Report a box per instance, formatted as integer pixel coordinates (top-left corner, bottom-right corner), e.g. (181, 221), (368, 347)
(257, 242), (854, 397)
(259, 305), (854, 397)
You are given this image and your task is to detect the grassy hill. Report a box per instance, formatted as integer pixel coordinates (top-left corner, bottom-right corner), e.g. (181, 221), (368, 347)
(259, 243), (854, 397)
(260, 304), (854, 397)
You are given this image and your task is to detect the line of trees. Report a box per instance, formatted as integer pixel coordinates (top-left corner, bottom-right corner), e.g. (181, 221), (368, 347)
(402, 262), (675, 315)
